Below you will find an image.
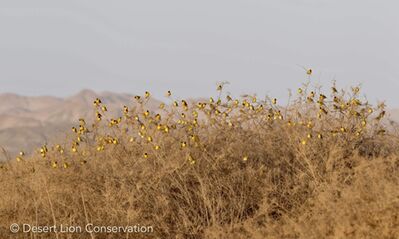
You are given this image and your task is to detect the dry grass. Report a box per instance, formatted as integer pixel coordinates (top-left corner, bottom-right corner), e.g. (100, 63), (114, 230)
(0, 81), (398, 238)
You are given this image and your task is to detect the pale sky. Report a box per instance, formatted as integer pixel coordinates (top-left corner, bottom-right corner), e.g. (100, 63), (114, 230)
(0, 0), (398, 106)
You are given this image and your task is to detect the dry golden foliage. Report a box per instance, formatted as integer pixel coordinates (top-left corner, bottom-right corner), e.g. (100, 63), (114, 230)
(0, 82), (398, 238)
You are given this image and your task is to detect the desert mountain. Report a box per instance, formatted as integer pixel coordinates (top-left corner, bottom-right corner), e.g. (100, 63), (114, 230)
(0, 90), (162, 160)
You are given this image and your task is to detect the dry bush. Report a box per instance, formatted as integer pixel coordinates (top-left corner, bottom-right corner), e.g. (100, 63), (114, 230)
(0, 82), (398, 239)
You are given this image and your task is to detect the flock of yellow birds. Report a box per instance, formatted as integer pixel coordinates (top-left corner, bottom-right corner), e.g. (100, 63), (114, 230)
(11, 69), (387, 170)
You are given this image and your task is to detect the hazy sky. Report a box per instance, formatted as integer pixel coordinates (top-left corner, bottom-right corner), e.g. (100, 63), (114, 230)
(0, 0), (398, 105)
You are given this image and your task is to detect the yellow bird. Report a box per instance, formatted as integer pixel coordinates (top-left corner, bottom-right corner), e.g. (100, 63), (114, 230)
(123, 106), (129, 114)
(181, 100), (188, 108)
(180, 141), (187, 148)
(352, 87), (360, 94)
(145, 91), (151, 98)
(72, 127), (78, 133)
(159, 103), (165, 109)
(79, 118), (86, 125)
(41, 145), (48, 153)
(156, 124), (163, 130)
(187, 154), (196, 164)
(96, 112), (102, 121)
(93, 98), (102, 106)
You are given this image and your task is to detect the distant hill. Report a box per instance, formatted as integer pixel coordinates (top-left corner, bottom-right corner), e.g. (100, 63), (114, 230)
(0, 90), (162, 159)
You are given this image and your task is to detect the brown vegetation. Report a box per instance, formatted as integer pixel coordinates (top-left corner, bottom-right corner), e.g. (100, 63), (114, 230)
(1, 82), (398, 238)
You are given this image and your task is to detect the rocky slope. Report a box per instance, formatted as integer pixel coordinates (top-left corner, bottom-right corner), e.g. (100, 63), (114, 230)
(0, 90), (161, 159)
